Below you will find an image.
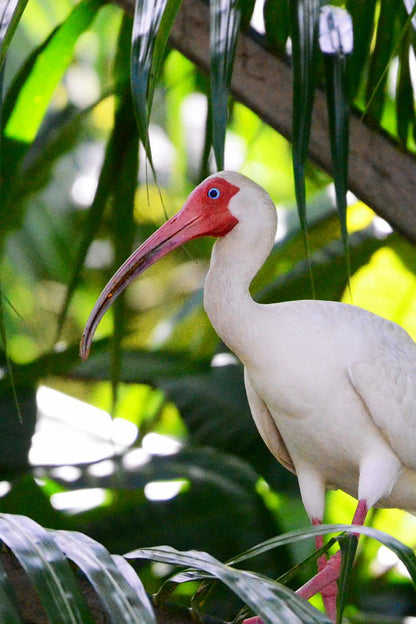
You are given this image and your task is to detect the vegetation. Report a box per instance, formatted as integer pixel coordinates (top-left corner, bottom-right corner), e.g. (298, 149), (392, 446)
(1, 0), (416, 622)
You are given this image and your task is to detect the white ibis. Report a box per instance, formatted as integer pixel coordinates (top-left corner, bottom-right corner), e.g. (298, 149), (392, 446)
(80, 171), (416, 621)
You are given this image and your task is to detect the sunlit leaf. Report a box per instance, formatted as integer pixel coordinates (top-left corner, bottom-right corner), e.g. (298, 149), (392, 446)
(210, 0), (242, 169)
(5, 0), (102, 143)
(131, 0), (182, 165)
(0, 0), (28, 70)
(257, 224), (391, 304)
(0, 514), (94, 624)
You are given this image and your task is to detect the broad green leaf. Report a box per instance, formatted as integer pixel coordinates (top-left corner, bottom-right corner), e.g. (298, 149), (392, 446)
(210, 0), (242, 170)
(288, 0), (321, 294)
(0, 514), (94, 624)
(0, 0), (28, 70)
(53, 530), (157, 624)
(320, 6), (353, 280)
(131, 0), (182, 165)
(5, 0), (102, 143)
(127, 545), (331, 623)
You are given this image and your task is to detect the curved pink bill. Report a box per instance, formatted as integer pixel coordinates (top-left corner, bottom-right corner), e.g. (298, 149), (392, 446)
(79, 179), (239, 360)
(80, 211), (200, 360)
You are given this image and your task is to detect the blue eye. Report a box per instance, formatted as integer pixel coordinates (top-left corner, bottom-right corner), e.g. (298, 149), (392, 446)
(207, 187), (221, 199)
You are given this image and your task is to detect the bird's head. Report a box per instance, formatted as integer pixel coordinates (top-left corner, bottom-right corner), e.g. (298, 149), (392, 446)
(79, 171), (274, 360)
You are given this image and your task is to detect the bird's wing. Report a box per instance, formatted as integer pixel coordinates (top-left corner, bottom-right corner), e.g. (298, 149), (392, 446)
(244, 369), (296, 474)
(349, 327), (416, 470)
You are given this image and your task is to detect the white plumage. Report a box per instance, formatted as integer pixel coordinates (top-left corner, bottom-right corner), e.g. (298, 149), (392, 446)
(81, 171), (416, 620)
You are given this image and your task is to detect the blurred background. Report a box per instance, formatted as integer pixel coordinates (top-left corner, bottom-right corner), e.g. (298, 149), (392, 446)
(2, 0), (416, 620)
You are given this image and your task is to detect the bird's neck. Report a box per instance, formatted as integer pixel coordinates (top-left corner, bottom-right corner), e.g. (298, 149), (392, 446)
(203, 229), (273, 362)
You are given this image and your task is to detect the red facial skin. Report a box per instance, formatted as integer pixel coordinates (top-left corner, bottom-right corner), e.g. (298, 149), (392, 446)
(80, 177), (239, 360)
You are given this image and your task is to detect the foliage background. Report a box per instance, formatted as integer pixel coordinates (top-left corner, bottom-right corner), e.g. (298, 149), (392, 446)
(1, 0), (416, 621)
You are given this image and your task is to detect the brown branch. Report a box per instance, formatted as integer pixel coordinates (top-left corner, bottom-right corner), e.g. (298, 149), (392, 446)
(115, 0), (416, 245)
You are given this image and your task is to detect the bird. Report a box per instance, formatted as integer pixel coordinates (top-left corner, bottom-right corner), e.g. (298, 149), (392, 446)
(80, 171), (416, 621)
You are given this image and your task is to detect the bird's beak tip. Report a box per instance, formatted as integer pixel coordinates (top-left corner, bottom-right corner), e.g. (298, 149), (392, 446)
(79, 336), (90, 361)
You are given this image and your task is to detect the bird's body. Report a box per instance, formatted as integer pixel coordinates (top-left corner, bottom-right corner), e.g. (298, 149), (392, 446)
(80, 171), (416, 620)
(202, 172), (416, 520)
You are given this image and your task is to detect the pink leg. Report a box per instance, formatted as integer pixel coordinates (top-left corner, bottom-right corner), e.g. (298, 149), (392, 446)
(296, 500), (368, 622)
(243, 501), (368, 624)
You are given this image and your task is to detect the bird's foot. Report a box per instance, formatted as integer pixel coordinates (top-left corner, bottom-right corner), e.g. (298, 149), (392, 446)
(296, 551), (341, 622)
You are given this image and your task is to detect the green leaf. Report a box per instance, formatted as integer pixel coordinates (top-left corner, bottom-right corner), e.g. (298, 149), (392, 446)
(345, 0), (376, 99)
(228, 523), (416, 585)
(0, 514), (94, 624)
(0, 0), (29, 70)
(364, 0), (398, 123)
(336, 535), (357, 624)
(320, 6), (353, 281)
(288, 0), (321, 293)
(0, 553), (24, 623)
(131, 0), (182, 165)
(56, 50), (138, 344)
(109, 87), (140, 408)
(53, 530), (157, 624)
(4, 0), (102, 143)
(210, 0), (242, 169)
(396, 21), (414, 144)
(257, 223), (392, 305)
(127, 545), (331, 623)
(264, 0), (290, 57)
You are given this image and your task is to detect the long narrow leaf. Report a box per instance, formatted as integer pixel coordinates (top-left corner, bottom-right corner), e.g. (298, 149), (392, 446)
(264, 0), (290, 57)
(55, 22), (138, 345)
(320, 5), (353, 281)
(4, 0), (102, 143)
(131, 0), (182, 166)
(109, 86), (139, 409)
(127, 545), (331, 623)
(228, 523), (416, 584)
(0, 0), (28, 70)
(396, 18), (414, 144)
(345, 0), (376, 99)
(288, 0), (320, 295)
(0, 514), (94, 624)
(364, 0), (398, 123)
(210, 0), (242, 170)
(53, 530), (157, 624)
(336, 535), (358, 624)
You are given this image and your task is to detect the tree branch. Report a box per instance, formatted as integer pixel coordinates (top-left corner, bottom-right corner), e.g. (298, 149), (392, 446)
(116, 0), (416, 245)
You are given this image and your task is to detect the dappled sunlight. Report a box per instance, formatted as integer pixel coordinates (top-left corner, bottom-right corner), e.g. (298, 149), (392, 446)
(32, 386), (138, 465)
(144, 479), (188, 501)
